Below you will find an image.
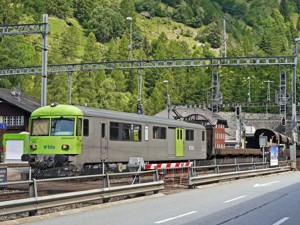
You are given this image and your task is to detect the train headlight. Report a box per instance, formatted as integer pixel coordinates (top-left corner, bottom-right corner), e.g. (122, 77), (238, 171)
(62, 144), (70, 150)
(30, 144), (37, 150)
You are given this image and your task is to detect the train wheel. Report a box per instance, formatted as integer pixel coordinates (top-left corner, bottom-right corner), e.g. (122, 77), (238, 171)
(116, 163), (124, 173)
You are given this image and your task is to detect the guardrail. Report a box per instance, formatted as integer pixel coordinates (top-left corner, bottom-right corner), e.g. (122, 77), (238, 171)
(188, 166), (291, 188)
(0, 169), (163, 217)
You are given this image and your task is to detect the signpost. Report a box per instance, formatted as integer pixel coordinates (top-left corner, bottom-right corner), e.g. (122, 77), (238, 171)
(259, 136), (268, 164)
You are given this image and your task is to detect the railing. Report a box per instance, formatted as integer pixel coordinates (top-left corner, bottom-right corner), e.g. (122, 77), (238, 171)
(188, 160), (291, 188)
(0, 170), (163, 217)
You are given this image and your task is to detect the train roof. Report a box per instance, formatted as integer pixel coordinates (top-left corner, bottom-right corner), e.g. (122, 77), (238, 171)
(31, 104), (205, 129)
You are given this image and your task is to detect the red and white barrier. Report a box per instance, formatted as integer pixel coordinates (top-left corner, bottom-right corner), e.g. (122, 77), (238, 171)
(145, 162), (193, 170)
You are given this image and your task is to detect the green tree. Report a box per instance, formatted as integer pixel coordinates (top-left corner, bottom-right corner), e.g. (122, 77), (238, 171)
(87, 5), (125, 43)
(46, 0), (73, 19)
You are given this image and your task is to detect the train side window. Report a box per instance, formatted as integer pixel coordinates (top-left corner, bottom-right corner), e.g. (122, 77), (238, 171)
(83, 119), (89, 136)
(76, 118), (82, 136)
(101, 123), (105, 138)
(186, 129), (194, 141)
(153, 126), (166, 139)
(110, 122), (119, 140)
(202, 131), (205, 141)
(110, 122), (141, 141)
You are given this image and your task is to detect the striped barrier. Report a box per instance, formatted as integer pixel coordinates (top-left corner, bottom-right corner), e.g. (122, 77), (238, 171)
(145, 162), (193, 170)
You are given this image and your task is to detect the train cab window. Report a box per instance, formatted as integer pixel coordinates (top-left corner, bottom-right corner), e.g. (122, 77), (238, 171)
(76, 118), (82, 136)
(51, 118), (75, 136)
(186, 129), (194, 141)
(83, 119), (89, 136)
(31, 118), (49, 136)
(153, 126), (166, 139)
(202, 131), (205, 141)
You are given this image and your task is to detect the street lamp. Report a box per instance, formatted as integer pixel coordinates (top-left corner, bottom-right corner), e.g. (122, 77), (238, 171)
(126, 17), (133, 61)
(163, 80), (170, 119)
(247, 76), (251, 103)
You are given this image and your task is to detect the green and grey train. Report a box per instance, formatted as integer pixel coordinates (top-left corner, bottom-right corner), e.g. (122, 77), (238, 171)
(22, 103), (207, 173)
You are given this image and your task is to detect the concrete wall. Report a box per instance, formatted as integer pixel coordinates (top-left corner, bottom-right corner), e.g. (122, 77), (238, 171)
(219, 112), (290, 138)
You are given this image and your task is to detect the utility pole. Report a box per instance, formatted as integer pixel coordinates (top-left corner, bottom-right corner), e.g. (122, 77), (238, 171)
(41, 14), (49, 106)
(264, 80), (273, 114)
(163, 80), (170, 119)
(126, 17), (133, 61)
(247, 76), (251, 103)
(222, 16), (227, 58)
(291, 38), (300, 170)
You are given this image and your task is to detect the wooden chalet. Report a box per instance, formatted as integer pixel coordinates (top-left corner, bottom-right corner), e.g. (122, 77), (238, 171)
(0, 88), (40, 161)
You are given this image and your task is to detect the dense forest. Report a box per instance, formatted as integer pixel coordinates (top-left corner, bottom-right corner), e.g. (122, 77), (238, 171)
(0, 0), (299, 115)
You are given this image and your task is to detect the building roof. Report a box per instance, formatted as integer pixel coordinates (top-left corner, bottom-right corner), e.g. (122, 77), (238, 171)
(0, 88), (40, 113)
(154, 107), (228, 127)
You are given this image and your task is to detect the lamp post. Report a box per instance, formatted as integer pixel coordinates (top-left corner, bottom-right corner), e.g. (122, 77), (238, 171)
(291, 37), (300, 170)
(163, 80), (170, 119)
(126, 17), (133, 61)
(247, 76), (251, 103)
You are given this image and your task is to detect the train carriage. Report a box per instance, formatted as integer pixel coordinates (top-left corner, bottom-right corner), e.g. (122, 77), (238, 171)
(22, 103), (207, 173)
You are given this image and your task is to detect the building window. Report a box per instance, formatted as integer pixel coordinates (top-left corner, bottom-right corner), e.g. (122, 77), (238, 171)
(4, 116), (24, 127)
(186, 129), (194, 141)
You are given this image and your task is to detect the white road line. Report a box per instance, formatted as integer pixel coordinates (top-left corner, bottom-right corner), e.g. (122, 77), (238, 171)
(253, 181), (280, 187)
(224, 195), (246, 203)
(154, 211), (197, 224)
(273, 217), (290, 225)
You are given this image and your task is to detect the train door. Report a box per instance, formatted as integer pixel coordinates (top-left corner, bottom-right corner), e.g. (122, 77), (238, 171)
(100, 122), (108, 160)
(168, 128), (175, 157)
(175, 128), (184, 157)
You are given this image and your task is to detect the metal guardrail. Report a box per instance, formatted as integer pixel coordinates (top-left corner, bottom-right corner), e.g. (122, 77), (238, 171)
(188, 166), (291, 188)
(0, 169), (163, 217)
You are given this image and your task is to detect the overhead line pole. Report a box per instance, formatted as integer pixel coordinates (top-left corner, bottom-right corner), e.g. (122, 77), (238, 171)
(0, 14), (49, 106)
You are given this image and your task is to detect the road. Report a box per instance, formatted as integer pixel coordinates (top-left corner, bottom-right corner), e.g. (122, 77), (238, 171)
(11, 171), (300, 225)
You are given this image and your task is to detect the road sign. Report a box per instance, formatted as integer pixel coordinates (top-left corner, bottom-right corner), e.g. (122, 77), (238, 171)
(0, 123), (7, 129)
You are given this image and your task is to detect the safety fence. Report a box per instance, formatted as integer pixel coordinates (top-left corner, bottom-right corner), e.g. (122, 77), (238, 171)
(0, 170), (163, 217)
(188, 166), (291, 188)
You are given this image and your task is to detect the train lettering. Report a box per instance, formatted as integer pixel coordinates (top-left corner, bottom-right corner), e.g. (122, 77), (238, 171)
(43, 145), (55, 150)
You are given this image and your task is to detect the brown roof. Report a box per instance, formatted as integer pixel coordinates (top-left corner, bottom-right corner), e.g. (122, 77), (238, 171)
(0, 88), (40, 113)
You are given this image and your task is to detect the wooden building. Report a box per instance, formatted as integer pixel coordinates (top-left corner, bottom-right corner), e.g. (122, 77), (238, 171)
(0, 88), (40, 161)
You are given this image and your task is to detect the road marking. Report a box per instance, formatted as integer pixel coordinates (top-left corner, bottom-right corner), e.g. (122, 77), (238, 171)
(273, 217), (289, 225)
(154, 211), (197, 224)
(253, 181), (279, 187)
(224, 195), (246, 203)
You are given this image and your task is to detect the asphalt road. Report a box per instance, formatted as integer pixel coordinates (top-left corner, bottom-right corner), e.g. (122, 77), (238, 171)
(13, 171), (300, 225)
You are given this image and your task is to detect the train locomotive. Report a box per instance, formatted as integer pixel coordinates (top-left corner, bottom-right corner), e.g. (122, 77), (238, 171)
(22, 103), (207, 174)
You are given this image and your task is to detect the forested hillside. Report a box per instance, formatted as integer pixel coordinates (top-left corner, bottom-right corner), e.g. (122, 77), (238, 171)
(0, 0), (299, 115)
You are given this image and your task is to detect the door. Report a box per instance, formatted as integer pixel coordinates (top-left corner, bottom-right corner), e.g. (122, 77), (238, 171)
(175, 128), (184, 157)
(100, 122), (108, 160)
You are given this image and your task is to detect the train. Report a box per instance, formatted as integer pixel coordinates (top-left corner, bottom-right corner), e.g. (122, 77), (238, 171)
(21, 103), (207, 174)
(20, 103), (292, 175)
